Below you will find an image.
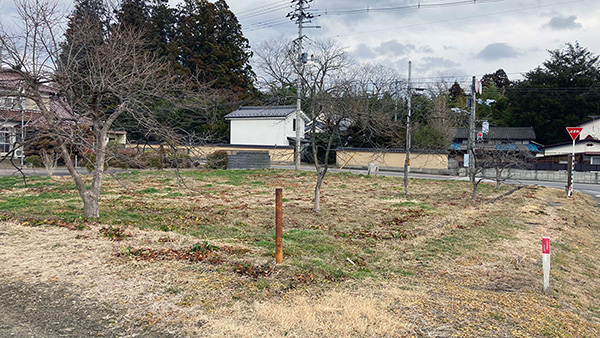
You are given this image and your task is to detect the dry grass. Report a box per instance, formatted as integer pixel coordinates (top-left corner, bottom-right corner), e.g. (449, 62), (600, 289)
(1, 169), (600, 337)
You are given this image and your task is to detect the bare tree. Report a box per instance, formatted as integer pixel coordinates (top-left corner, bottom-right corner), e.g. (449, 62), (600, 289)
(0, 0), (185, 217)
(252, 37), (296, 95)
(469, 144), (534, 199)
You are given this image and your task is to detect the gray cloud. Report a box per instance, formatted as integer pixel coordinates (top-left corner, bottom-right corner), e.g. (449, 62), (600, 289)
(419, 57), (459, 69)
(352, 43), (377, 59)
(476, 43), (520, 61)
(418, 45), (434, 54)
(374, 39), (415, 56)
(544, 15), (582, 30)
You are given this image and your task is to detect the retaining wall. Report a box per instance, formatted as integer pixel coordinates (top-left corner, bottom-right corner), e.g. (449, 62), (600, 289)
(457, 167), (600, 184)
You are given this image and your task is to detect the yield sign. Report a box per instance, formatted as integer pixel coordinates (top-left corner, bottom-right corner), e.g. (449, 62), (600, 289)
(566, 127), (583, 140)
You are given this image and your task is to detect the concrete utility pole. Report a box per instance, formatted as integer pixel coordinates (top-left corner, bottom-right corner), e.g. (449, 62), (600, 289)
(288, 0), (316, 170)
(404, 61), (412, 195)
(468, 76), (477, 185)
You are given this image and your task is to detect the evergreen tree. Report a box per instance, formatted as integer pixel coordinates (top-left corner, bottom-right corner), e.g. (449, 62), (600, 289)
(508, 42), (600, 144)
(174, 0), (255, 95)
(481, 69), (510, 93)
(448, 81), (466, 106)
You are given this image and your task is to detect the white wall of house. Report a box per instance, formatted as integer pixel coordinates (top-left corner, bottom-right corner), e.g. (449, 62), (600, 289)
(579, 119), (600, 140)
(229, 115), (304, 146)
(543, 142), (600, 157)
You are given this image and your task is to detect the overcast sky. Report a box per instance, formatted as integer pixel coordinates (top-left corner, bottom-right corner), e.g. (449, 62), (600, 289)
(1, 0), (597, 88)
(226, 0), (599, 88)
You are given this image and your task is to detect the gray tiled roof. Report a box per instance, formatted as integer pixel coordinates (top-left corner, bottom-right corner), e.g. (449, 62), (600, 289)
(455, 127), (536, 140)
(224, 105), (297, 119)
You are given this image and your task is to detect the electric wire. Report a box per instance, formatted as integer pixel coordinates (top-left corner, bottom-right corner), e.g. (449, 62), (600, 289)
(327, 0), (585, 38)
(313, 0), (504, 16)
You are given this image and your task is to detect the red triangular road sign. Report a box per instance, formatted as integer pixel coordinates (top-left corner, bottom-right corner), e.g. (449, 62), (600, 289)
(566, 127), (583, 141)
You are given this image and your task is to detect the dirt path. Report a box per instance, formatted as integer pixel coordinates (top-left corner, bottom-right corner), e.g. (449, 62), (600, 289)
(0, 278), (178, 338)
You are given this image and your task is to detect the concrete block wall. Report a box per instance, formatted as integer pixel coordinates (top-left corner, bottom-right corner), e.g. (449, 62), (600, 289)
(457, 168), (600, 184)
(227, 151), (271, 170)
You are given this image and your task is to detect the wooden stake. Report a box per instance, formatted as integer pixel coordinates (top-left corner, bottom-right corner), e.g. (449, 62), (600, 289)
(275, 188), (283, 263)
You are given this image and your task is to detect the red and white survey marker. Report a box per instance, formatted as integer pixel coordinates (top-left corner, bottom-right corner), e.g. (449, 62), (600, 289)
(542, 237), (550, 292)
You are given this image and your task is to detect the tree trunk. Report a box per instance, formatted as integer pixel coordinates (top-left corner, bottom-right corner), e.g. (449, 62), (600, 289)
(313, 166), (326, 213)
(82, 192), (100, 218)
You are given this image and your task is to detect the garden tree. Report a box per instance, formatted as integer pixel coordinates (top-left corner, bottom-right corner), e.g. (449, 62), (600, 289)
(115, 0), (177, 62)
(478, 146), (533, 189)
(476, 81), (511, 127)
(508, 42), (600, 145)
(481, 69), (510, 93)
(174, 0), (254, 95)
(60, 0), (108, 65)
(448, 81), (466, 106)
(469, 144), (534, 199)
(0, 0), (188, 217)
(413, 93), (456, 150)
(252, 38), (297, 99)
(115, 0), (150, 29)
(253, 37), (407, 211)
(344, 64), (399, 148)
(299, 39), (353, 212)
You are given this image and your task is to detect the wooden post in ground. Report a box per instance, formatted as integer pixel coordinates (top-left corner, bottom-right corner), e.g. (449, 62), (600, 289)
(275, 188), (283, 263)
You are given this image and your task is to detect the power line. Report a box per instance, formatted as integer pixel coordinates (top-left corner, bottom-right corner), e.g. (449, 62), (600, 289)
(313, 0), (503, 16)
(327, 0), (584, 38)
(236, 0), (288, 17)
(237, 2), (291, 20)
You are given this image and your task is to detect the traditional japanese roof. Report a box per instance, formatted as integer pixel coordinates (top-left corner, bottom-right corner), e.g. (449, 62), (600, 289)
(0, 69), (58, 94)
(225, 105), (304, 120)
(449, 142), (541, 153)
(454, 127), (536, 141)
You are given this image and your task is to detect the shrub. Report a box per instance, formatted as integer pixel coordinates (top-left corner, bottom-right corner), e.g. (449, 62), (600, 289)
(206, 150), (228, 169)
(165, 150), (193, 168)
(146, 154), (163, 170)
(107, 148), (148, 169)
(24, 155), (43, 168)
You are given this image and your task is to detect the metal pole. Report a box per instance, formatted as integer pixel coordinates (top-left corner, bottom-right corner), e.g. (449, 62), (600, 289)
(569, 139), (575, 196)
(468, 76), (476, 183)
(404, 61), (412, 195)
(275, 188), (283, 263)
(294, 0), (305, 171)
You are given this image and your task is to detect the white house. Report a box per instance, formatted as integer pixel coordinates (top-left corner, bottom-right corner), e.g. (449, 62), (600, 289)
(224, 105), (308, 146)
(539, 118), (600, 167)
(577, 117), (600, 140)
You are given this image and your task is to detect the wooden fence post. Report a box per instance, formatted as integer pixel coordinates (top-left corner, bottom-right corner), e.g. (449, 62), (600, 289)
(275, 188), (283, 263)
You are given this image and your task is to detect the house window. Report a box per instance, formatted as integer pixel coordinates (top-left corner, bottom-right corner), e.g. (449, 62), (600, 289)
(1, 97), (23, 109)
(0, 127), (12, 153)
(293, 119), (296, 132)
(591, 157), (600, 165)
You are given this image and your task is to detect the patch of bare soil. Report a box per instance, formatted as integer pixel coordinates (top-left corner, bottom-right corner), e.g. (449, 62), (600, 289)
(0, 278), (177, 337)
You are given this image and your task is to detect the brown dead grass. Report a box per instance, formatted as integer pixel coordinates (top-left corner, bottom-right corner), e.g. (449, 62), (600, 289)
(1, 170), (600, 337)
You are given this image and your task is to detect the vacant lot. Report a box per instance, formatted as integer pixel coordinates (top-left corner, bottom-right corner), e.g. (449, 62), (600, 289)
(1, 169), (599, 337)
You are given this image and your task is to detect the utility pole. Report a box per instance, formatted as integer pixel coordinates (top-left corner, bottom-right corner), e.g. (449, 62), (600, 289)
(404, 61), (412, 195)
(288, 0), (315, 170)
(468, 76), (477, 185)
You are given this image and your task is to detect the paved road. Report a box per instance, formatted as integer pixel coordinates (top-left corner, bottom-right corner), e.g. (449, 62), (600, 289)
(272, 164), (600, 202)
